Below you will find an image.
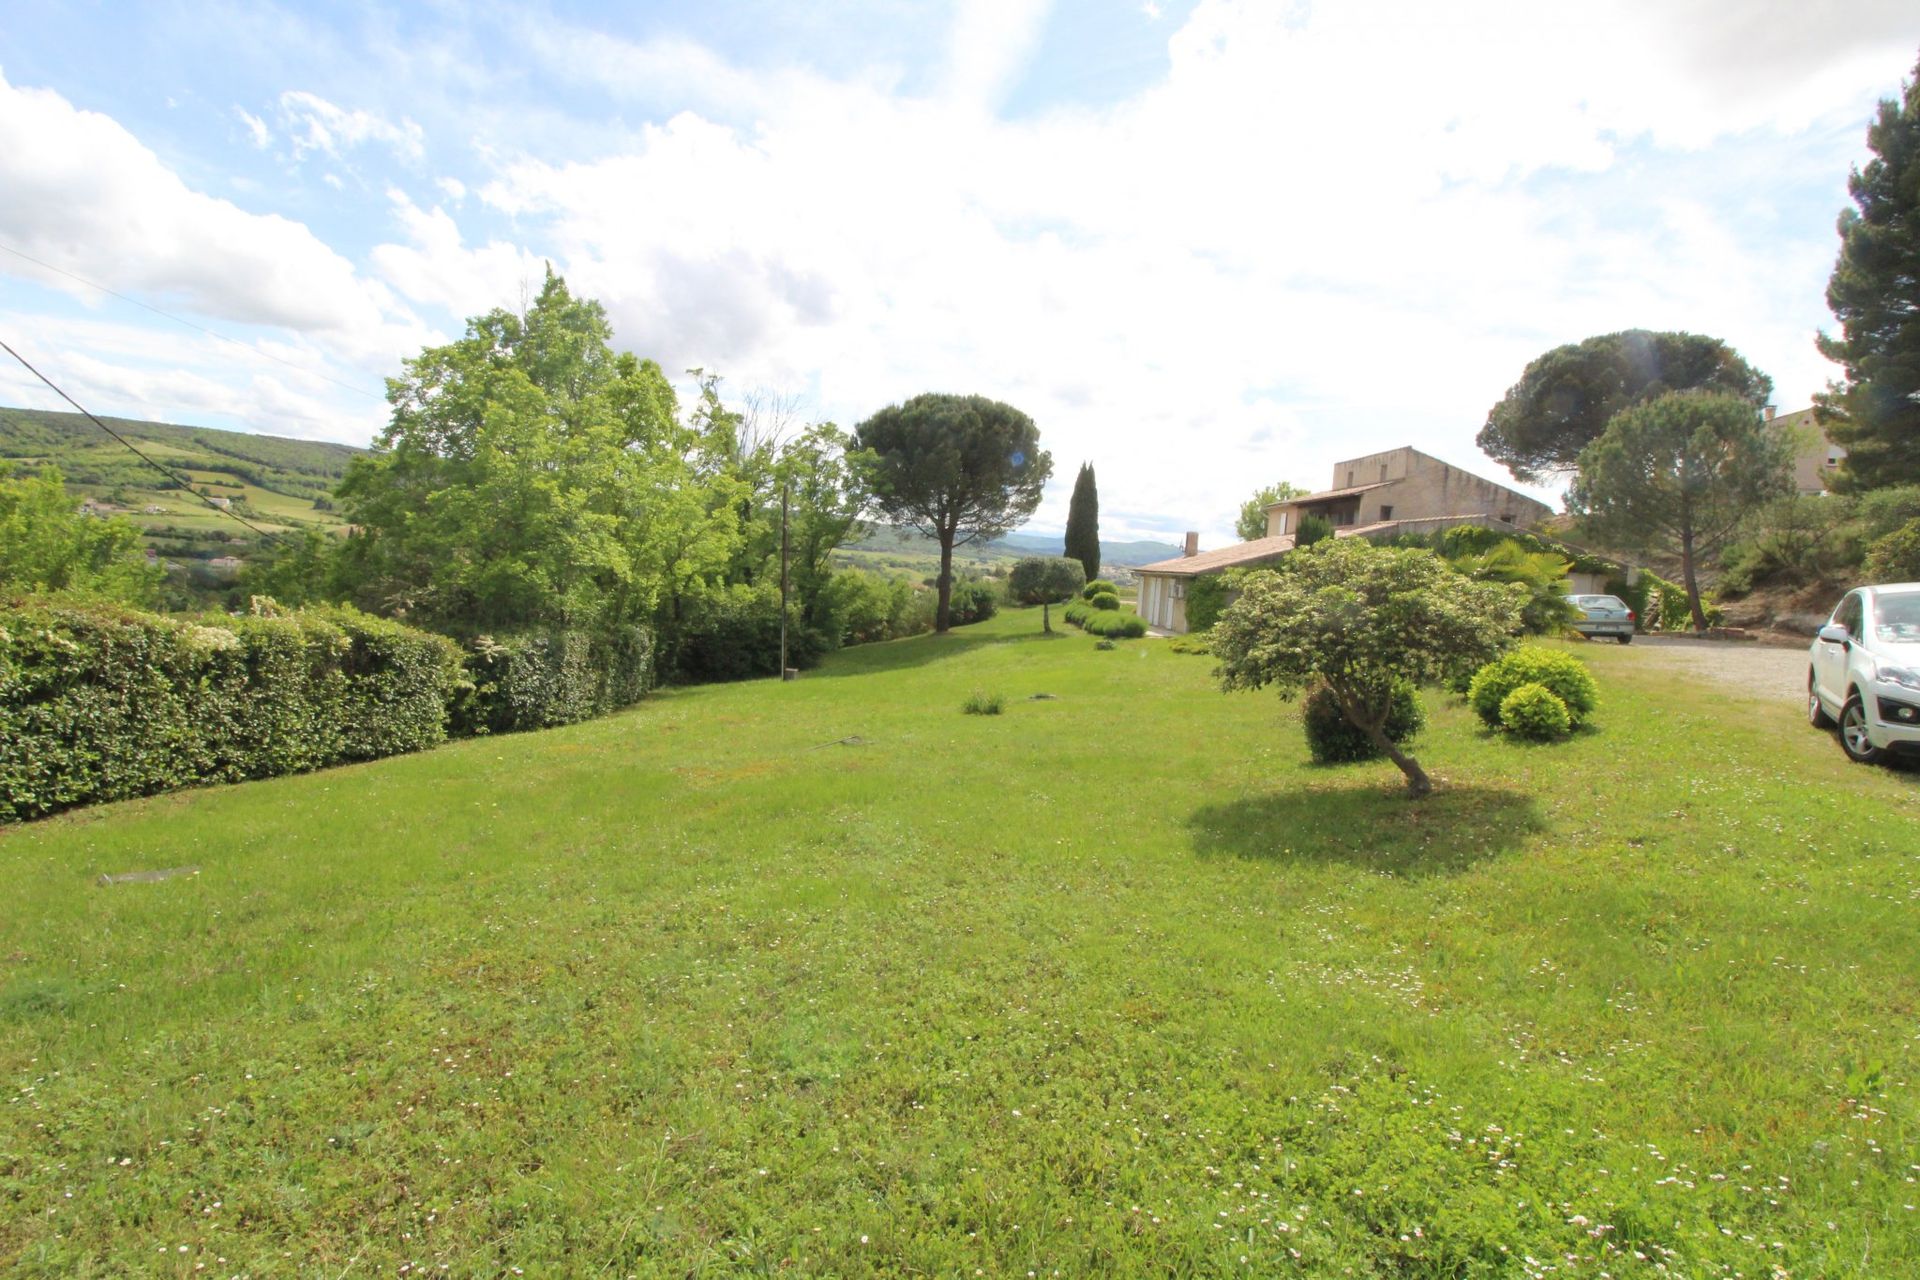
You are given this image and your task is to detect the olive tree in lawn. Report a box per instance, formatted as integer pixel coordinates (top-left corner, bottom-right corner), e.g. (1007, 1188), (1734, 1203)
(1211, 538), (1522, 797)
(1008, 555), (1085, 632)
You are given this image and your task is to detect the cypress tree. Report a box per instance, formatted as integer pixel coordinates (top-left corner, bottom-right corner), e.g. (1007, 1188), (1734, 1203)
(1816, 55), (1920, 492)
(1063, 462), (1100, 582)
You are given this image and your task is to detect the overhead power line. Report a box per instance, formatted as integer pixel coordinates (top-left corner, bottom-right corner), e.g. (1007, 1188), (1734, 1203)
(0, 240), (386, 403)
(1, 338), (293, 549)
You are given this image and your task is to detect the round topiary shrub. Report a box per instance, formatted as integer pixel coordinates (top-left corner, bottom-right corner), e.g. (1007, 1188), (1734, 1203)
(1082, 610), (1147, 638)
(1083, 579), (1118, 599)
(1089, 591), (1122, 611)
(1499, 682), (1571, 740)
(1302, 679), (1424, 764)
(1467, 646), (1598, 729)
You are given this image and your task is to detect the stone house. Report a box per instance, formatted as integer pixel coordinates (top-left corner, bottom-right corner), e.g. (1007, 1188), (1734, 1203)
(1134, 446), (1556, 635)
(1766, 407), (1845, 496)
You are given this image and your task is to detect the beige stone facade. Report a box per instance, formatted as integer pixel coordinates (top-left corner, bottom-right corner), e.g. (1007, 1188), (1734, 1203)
(1134, 446), (1556, 634)
(1265, 446), (1553, 537)
(1769, 408), (1845, 496)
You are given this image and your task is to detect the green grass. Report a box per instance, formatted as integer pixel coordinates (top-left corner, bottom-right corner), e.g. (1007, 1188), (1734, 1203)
(2, 612), (1916, 1276)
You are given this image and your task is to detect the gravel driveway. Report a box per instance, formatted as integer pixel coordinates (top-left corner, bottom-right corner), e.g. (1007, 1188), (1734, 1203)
(1624, 635), (1808, 705)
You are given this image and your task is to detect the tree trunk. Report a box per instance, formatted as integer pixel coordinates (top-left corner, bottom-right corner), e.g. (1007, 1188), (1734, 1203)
(1367, 723), (1433, 797)
(1680, 525), (1708, 633)
(1337, 682), (1432, 798)
(935, 534), (955, 633)
(1042, 599), (1051, 633)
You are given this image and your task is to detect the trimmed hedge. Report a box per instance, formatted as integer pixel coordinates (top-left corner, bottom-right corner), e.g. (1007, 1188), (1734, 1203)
(1302, 679), (1423, 764)
(0, 596), (462, 823)
(1083, 611), (1147, 638)
(1082, 579), (1117, 599)
(1089, 591), (1122, 611)
(458, 625), (654, 735)
(1468, 646), (1598, 729)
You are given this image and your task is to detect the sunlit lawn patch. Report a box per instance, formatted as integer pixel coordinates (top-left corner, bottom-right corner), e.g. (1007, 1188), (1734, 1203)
(1, 611), (1915, 1275)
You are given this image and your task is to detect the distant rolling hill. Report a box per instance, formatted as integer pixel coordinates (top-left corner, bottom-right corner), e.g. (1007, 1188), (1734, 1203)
(839, 526), (1182, 579)
(0, 406), (361, 577)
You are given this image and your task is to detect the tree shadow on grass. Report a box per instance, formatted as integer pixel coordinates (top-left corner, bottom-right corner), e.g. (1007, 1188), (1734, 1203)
(1187, 781), (1546, 878)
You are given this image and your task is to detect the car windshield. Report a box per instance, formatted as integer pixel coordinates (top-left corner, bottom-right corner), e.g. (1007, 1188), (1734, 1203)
(1572, 595), (1626, 610)
(1875, 591), (1920, 643)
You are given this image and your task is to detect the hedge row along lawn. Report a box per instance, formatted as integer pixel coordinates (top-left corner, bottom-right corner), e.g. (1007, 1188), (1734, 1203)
(2, 610), (1915, 1276)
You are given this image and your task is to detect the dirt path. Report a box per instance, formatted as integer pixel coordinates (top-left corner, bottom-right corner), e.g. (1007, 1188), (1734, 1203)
(1623, 635), (1808, 705)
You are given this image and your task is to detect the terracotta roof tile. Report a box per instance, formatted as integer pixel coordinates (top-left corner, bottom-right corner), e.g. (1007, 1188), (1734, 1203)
(1134, 533), (1297, 577)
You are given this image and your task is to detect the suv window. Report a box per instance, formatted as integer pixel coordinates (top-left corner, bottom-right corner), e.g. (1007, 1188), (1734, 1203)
(1837, 592), (1864, 637)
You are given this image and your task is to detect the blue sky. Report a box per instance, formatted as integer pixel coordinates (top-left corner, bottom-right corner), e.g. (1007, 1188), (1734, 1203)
(1, 0), (1915, 542)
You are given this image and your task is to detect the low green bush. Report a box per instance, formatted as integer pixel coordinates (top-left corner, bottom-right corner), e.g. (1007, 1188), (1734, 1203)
(1468, 646), (1598, 729)
(1167, 633), (1212, 655)
(0, 596), (461, 823)
(1302, 679), (1423, 764)
(1863, 518), (1920, 582)
(1093, 638), (1117, 650)
(1082, 579), (1117, 599)
(1062, 599), (1092, 627)
(1088, 591), (1122, 611)
(1500, 682), (1571, 740)
(961, 690), (1004, 715)
(946, 579), (1000, 626)
(1082, 611), (1147, 638)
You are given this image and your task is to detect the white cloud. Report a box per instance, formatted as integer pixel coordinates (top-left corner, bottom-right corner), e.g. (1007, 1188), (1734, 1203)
(458, 2), (1906, 537)
(276, 90), (424, 163)
(6, 3), (1913, 534)
(236, 107), (271, 148)
(371, 188), (549, 320)
(0, 70), (398, 334)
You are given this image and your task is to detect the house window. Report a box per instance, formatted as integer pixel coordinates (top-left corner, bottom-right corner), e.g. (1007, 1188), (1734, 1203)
(1171, 580), (1186, 599)
(1500, 513), (1514, 523)
(1379, 463), (1388, 482)
(1379, 505), (1393, 521)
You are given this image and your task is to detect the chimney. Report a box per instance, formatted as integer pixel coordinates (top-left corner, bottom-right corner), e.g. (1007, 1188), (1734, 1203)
(1763, 404), (1776, 421)
(1183, 531), (1199, 558)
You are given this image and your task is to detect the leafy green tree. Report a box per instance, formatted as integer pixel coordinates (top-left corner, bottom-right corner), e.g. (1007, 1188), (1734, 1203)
(852, 393), (1051, 632)
(0, 465), (161, 604)
(776, 423), (872, 635)
(1569, 391), (1794, 632)
(336, 269), (735, 646)
(1816, 54), (1920, 492)
(1294, 513), (1334, 546)
(1237, 481), (1306, 541)
(1064, 462), (1100, 582)
(1007, 555), (1085, 632)
(1480, 330), (1772, 482)
(1211, 539), (1522, 796)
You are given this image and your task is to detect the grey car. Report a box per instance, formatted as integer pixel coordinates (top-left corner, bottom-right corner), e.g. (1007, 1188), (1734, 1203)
(1565, 593), (1636, 644)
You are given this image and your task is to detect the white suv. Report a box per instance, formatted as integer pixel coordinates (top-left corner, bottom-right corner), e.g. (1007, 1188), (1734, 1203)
(1808, 583), (1920, 764)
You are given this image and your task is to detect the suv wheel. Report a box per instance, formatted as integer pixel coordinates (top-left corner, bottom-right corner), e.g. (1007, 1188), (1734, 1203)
(1808, 671), (1833, 728)
(1616, 633), (1632, 645)
(1840, 693), (1883, 764)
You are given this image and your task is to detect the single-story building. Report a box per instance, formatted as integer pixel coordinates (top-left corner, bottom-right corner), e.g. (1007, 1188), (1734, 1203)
(1136, 446), (1558, 634)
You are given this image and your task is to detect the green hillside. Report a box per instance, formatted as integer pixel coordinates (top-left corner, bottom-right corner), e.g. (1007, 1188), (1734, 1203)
(0, 407), (362, 580)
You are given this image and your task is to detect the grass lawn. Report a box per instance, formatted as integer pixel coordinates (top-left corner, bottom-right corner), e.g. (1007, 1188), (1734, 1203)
(2, 611), (1916, 1276)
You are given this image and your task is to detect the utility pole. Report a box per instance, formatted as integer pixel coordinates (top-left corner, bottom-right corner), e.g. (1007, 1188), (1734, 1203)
(779, 482), (792, 680)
